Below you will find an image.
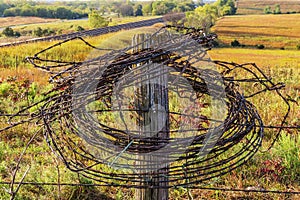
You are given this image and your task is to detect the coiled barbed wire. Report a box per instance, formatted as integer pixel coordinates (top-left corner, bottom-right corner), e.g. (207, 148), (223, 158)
(0, 25), (291, 189)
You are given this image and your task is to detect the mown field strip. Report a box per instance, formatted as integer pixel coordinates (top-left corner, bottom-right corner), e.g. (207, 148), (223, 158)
(212, 14), (300, 49)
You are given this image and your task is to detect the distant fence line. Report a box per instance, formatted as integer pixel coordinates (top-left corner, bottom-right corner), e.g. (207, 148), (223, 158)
(0, 17), (164, 48)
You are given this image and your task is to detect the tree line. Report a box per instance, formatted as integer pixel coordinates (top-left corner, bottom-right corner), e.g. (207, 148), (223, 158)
(0, 3), (87, 19)
(0, 0), (237, 19)
(186, 0), (237, 30)
(1, 0), (238, 38)
(88, 0), (237, 28)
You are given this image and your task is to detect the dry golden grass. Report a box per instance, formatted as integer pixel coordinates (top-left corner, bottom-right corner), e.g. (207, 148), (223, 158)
(0, 32), (120, 85)
(0, 67), (50, 85)
(209, 47), (300, 127)
(0, 24), (299, 200)
(209, 48), (300, 68)
(0, 16), (58, 28)
(212, 14), (300, 49)
(0, 16), (159, 45)
(237, 0), (300, 15)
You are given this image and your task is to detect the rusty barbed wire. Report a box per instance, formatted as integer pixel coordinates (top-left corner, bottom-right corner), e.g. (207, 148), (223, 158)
(0, 25), (295, 189)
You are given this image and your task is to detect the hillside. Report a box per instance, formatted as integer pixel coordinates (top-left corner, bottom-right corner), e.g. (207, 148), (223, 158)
(212, 14), (300, 49)
(236, 0), (300, 15)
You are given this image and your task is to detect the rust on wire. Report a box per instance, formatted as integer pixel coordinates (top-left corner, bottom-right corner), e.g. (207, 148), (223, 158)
(0, 25), (295, 190)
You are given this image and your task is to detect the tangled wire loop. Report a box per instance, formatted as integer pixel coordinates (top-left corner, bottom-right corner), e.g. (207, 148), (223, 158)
(2, 25), (289, 188)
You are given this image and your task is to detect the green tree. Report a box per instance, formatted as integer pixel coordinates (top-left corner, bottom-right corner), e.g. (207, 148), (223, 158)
(152, 1), (175, 15)
(221, 5), (233, 15)
(197, 4), (218, 25)
(174, 1), (195, 13)
(135, 4), (143, 16)
(2, 27), (15, 37)
(56, 7), (73, 19)
(216, 0), (236, 15)
(0, 3), (10, 16)
(186, 0), (238, 29)
(142, 2), (152, 16)
(3, 8), (16, 17)
(33, 27), (43, 37)
(20, 6), (36, 16)
(274, 4), (281, 14)
(231, 39), (240, 47)
(264, 6), (272, 14)
(46, 7), (56, 18)
(36, 7), (48, 18)
(88, 11), (109, 28)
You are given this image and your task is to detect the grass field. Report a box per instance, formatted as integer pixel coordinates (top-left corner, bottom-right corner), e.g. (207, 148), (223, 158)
(236, 0), (300, 15)
(212, 14), (300, 49)
(0, 16), (58, 28)
(0, 18), (299, 199)
(0, 16), (159, 44)
(209, 47), (300, 125)
(12, 16), (158, 33)
(0, 45), (299, 199)
(0, 32), (120, 86)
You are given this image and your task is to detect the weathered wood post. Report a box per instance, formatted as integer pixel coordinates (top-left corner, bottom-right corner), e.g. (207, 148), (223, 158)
(133, 33), (169, 200)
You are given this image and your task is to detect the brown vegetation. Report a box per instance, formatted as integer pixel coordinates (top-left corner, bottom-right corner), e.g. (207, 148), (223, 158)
(212, 14), (300, 49)
(0, 16), (58, 28)
(236, 0), (300, 15)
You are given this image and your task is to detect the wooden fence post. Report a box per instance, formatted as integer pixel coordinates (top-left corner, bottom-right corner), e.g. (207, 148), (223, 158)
(133, 33), (169, 200)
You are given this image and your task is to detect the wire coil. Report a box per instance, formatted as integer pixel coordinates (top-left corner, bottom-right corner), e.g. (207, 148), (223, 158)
(1, 25), (290, 189)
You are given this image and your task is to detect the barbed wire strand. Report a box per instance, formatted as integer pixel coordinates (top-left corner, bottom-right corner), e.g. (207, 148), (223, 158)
(0, 25), (298, 198)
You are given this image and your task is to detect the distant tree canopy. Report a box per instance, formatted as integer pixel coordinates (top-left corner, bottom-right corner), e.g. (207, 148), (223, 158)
(186, 0), (237, 29)
(0, 1), (88, 19)
(0, 0), (238, 23)
(0, 2), (9, 16)
(2, 5), (87, 19)
(152, 1), (175, 15)
(217, 0), (237, 15)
